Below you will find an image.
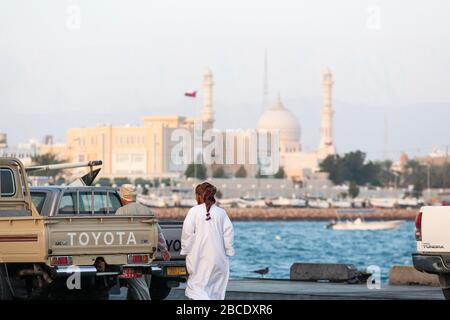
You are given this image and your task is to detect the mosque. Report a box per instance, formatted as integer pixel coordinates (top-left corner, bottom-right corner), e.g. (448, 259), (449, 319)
(255, 67), (337, 179)
(43, 67), (337, 181)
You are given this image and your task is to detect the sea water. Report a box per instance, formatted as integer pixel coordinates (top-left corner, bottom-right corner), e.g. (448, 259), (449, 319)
(230, 221), (416, 283)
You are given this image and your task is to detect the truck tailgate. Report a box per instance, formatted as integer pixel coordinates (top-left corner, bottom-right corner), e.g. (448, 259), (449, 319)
(420, 206), (450, 252)
(45, 216), (158, 265)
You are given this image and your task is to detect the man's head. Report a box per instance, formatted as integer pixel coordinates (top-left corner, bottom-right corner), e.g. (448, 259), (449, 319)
(119, 184), (137, 204)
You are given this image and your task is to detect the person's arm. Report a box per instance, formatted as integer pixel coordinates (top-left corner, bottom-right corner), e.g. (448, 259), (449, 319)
(180, 209), (195, 256)
(156, 223), (171, 261)
(156, 223), (168, 251)
(223, 215), (235, 257)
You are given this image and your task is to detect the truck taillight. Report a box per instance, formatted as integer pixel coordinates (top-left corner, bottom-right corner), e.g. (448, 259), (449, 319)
(50, 256), (73, 266)
(119, 267), (143, 279)
(127, 254), (150, 264)
(415, 211), (422, 241)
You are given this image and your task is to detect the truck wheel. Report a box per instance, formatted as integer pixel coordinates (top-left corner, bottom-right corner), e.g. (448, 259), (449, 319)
(149, 276), (171, 300)
(439, 275), (450, 300)
(0, 265), (13, 300)
(442, 288), (450, 300)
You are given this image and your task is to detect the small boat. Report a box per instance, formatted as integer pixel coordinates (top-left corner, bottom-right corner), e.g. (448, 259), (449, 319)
(369, 198), (397, 208)
(351, 198), (367, 208)
(178, 198), (198, 208)
(397, 197), (424, 209)
(137, 195), (168, 208)
(217, 198), (238, 208)
(289, 198), (307, 208)
(308, 198), (330, 208)
(330, 199), (353, 208)
(270, 197), (290, 207)
(237, 197), (267, 208)
(270, 197), (307, 207)
(326, 218), (404, 231)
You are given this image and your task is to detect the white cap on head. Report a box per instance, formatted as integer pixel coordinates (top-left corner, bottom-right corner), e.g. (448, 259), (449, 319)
(119, 184), (137, 202)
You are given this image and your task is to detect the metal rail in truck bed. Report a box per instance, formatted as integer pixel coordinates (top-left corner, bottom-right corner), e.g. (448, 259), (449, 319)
(26, 160), (103, 186)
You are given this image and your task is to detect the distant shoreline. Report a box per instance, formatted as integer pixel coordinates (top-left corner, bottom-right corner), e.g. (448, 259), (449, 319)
(153, 207), (418, 221)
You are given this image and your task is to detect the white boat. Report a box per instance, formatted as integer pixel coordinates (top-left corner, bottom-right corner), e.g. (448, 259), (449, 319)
(330, 199), (353, 208)
(351, 198), (366, 208)
(271, 197), (291, 207)
(218, 198), (238, 208)
(237, 197), (267, 208)
(397, 197), (423, 208)
(164, 197), (176, 207)
(271, 197), (306, 207)
(326, 218), (404, 231)
(308, 198), (330, 208)
(137, 195), (168, 208)
(369, 198), (397, 208)
(179, 198), (198, 207)
(289, 198), (307, 208)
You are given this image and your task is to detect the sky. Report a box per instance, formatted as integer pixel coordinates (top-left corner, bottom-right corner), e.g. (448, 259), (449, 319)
(0, 0), (449, 160)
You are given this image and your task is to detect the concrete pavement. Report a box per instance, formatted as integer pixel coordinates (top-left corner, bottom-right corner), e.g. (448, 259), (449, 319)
(110, 279), (445, 300)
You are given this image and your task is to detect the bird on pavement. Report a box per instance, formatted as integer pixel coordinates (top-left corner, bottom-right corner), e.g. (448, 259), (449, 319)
(253, 267), (270, 278)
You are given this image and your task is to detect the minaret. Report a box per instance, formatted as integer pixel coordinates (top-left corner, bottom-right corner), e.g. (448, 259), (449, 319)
(263, 50), (269, 110)
(202, 68), (215, 130)
(318, 67), (336, 157)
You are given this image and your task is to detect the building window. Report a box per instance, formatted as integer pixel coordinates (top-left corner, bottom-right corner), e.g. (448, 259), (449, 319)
(132, 154), (144, 162)
(116, 154), (129, 163)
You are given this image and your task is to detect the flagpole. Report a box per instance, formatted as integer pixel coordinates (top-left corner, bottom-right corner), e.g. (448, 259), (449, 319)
(183, 89), (198, 181)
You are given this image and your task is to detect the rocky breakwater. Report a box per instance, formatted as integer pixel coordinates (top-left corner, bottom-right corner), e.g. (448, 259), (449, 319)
(152, 207), (417, 221)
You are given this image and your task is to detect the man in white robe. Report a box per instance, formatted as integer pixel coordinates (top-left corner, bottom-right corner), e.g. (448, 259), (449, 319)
(181, 203), (234, 300)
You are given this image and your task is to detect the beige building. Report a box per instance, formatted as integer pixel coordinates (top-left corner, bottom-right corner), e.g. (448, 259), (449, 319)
(50, 69), (214, 179)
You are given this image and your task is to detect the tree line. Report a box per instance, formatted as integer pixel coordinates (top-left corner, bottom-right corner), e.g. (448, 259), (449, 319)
(319, 150), (450, 196)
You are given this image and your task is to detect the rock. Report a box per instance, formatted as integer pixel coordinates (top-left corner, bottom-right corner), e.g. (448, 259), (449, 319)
(389, 265), (440, 286)
(290, 263), (360, 283)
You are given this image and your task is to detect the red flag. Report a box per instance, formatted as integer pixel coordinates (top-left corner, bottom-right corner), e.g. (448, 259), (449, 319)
(184, 90), (197, 98)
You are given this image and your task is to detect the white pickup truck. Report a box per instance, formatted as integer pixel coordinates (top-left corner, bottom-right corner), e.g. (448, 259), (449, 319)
(413, 206), (450, 299)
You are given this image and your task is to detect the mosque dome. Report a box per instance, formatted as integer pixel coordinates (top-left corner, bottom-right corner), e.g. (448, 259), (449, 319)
(256, 97), (301, 153)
